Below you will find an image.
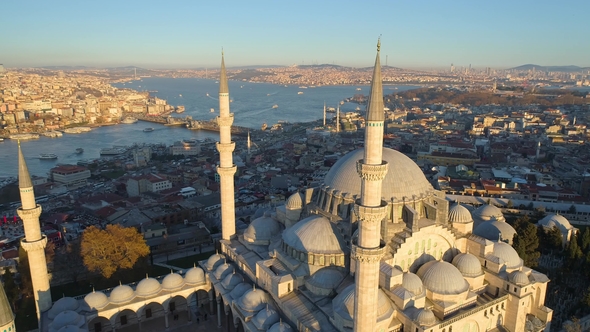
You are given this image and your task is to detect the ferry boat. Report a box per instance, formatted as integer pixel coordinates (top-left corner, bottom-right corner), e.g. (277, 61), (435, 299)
(272, 105), (278, 109)
(121, 117), (138, 124)
(297, 91), (304, 95)
(356, 87), (362, 91)
(100, 148), (126, 156)
(261, 123), (268, 131)
(39, 153), (58, 160)
(75, 148), (84, 154)
(143, 128), (154, 132)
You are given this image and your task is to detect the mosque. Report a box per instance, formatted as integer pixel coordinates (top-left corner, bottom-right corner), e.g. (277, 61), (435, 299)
(11, 41), (553, 332)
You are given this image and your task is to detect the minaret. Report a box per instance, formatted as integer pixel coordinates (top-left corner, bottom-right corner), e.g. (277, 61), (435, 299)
(323, 101), (326, 127)
(0, 280), (15, 332)
(336, 105), (340, 133)
(16, 142), (51, 320)
(352, 39), (388, 332)
(216, 51), (237, 241)
(536, 141), (541, 161)
(247, 130), (251, 155)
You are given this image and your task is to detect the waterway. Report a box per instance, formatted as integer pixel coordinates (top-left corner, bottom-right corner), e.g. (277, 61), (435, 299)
(0, 78), (420, 178)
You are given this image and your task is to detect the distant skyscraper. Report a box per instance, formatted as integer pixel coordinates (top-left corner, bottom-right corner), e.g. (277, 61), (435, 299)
(450, 63), (455, 73)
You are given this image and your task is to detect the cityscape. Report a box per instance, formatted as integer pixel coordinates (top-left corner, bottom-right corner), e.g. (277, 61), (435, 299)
(1, 1), (590, 332)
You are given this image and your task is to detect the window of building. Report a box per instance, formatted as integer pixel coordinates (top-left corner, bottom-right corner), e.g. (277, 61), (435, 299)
(146, 308), (152, 318)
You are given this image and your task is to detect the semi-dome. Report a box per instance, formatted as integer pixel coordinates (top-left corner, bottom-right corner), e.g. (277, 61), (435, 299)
(237, 287), (268, 312)
(282, 215), (347, 255)
(492, 242), (522, 269)
(417, 261), (469, 295)
(205, 252), (224, 271)
(48, 297), (79, 319)
(472, 204), (505, 223)
(415, 307), (437, 326)
(305, 267), (345, 296)
(162, 272), (185, 291)
(222, 272), (244, 290)
(109, 284), (135, 304)
(268, 321), (294, 332)
(402, 272), (424, 296)
(286, 192), (303, 210)
(473, 218), (516, 244)
(538, 214), (573, 233)
(253, 306), (280, 330)
(50, 310), (84, 331)
(136, 276), (162, 297)
(230, 283), (252, 299)
(448, 203), (473, 224)
(244, 216), (281, 244)
(323, 148), (433, 202)
(452, 253), (483, 277)
(185, 266), (206, 285)
(509, 270), (529, 286)
(214, 263), (234, 280)
(84, 290), (108, 310)
(332, 284), (393, 322)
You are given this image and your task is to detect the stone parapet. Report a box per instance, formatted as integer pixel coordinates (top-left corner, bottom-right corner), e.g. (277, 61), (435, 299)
(356, 160), (388, 181)
(217, 165), (237, 176)
(351, 240), (387, 263)
(216, 114), (234, 127)
(21, 235), (48, 252)
(17, 205), (42, 219)
(216, 142), (236, 153)
(353, 200), (388, 224)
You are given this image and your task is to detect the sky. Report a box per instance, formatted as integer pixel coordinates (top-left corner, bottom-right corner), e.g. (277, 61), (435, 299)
(2, 0), (589, 69)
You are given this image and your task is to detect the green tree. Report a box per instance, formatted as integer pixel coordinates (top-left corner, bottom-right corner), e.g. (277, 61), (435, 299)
(569, 204), (577, 214)
(538, 226), (564, 251)
(512, 216), (540, 267)
(567, 233), (583, 262)
(3, 267), (19, 310)
(81, 224), (150, 279)
(506, 200), (514, 208)
(52, 241), (86, 284)
(17, 247), (33, 298)
(581, 228), (590, 253)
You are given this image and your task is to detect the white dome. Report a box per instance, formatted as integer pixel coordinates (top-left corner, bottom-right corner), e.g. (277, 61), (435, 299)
(162, 272), (185, 291)
(214, 263), (234, 280)
(417, 261), (469, 295)
(509, 270), (529, 286)
(323, 148), (433, 202)
(472, 204), (504, 224)
(452, 253), (483, 277)
(282, 215), (347, 255)
(286, 192), (303, 209)
(185, 266), (206, 285)
(253, 306), (280, 330)
(135, 276), (162, 297)
(84, 290), (108, 310)
(332, 284), (393, 322)
(237, 288), (268, 312)
(230, 283), (251, 299)
(48, 297), (79, 319)
(268, 321), (294, 332)
(473, 218), (517, 244)
(415, 307), (437, 326)
(402, 272), (424, 295)
(538, 214), (573, 233)
(222, 272), (244, 290)
(205, 252), (224, 271)
(244, 216), (281, 243)
(109, 284), (135, 304)
(492, 242), (522, 269)
(50, 310), (84, 331)
(448, 203), (473, 224)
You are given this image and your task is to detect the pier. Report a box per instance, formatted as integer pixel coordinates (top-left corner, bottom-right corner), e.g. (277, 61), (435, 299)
(131, 114), (250, 136)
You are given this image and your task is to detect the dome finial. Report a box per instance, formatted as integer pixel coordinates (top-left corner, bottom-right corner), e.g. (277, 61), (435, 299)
(119, 281), (122, 286)
(377, 35), (381, 52)
(146, 273), (149, 279)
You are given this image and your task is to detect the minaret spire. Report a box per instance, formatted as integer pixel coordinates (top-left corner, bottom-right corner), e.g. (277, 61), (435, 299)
(216, 51), (237, 242)
(323, 101), (326, 127)
(17, 143), (52, 322)
(352, 38), (388, 332)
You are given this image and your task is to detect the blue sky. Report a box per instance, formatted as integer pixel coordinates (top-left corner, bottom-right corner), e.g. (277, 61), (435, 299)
(2, 0), (588, 69)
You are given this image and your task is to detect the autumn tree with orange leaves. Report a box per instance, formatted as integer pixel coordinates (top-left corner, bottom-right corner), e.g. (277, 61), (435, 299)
(81, 224), (149, 278)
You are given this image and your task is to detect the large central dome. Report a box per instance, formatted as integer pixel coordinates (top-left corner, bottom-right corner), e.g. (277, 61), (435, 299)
(323, 148), (432, 202)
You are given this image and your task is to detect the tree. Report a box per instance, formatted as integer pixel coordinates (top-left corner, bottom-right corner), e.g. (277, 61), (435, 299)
(567, 233), (583, 263)
(539, 226), (564, 251)
(81, 224), (150, 279)
(512, 216), (540, 267)
(506, 200), (514, 208)
(52, 241), (85, 284)
(3, 267), (19, 310)
(581, 228), (590, 253)
(569, 204), (577, 215)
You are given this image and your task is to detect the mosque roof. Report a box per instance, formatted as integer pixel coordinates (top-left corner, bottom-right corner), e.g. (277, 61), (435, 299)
(402, 272), (424, 296)
(415, 307), (437, 326)
(286, 192), (303, 210)
(135, 276), (162, 298)
(538, 214), (573, 233)
(84, 290), (109, 310)
(108, 284), (135, 304)
(268, 321), (294, 332)
(448, 203), (473, 224)
(472, 204), (504, 221)
(332, 284), (393, 322)
(492, 242), (522, 269)
(452, 253), (483, 277)
(244, 215), (281, 243)
(282, 215), (347, 255)
(221, 271), (244, 290)
(416, 261), (469, 295)
(205, 252), (224, 271)
(214, 263), (234, 280)
(50, 310), (84, 331)
(184, 266), (206, 285)
(473, 218), (516, 243)
(162, 272), (185, 291)
(509, 270), (529, 286)
(252, 305), (280, 330)
(48, 297), (79, 319)
(237, 288), (268, 312)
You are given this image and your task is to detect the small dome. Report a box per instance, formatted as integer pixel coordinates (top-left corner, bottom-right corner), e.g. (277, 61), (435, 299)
(417, 261), (469, 295)
(253, 306), (280, 330)
(472, 204), (505, 223)
(448, 203), (473, 224)
(473, 218), (517, 244)
(84, 290), (108, 310)
(282, 215), (347, 255)
(415, 307), (437, 326)
(268, 321), (294, 332)
(50, 310), (84, 331)
(230, 283), (251, 299)
(253, 208), (266, 219)
(109, 284), (135, 304)
(205, 252), (224, 271)
(48, 297), (79, 319)
(492, 242), (522, 269)
(185, 266), (206, 285)
(237, 288), (268, 312)
(222, 272), (244, 290)
(286, 192), (303, 210)
(214, 263), (234, 280)
(332, 284), (393, 322)
(162, 272), (185, 291)
(57, 326), (87, 332)
(402, 272), (424, 295)
(452, 253), (483, 277)
(307, 267), (344, 290)
(538, 214), (573, 233)
(244, 216), (281, 243)
(136, 276), (162, 297)
(509, 270), (529, 286)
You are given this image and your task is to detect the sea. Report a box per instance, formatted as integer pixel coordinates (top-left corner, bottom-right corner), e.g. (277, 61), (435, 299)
(0, 78), (420, 178)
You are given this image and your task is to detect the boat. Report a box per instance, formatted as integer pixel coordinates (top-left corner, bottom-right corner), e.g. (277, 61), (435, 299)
(9, 133), (39, 140)
(100, 148), (126, 156)
(143, 128), (154, 132)
(176, 106), (185, 113)
(179, 94), (182, 97)
(261, 123), (268, 131)
(121, 117), (138, 124)
(297, 91), (304, 95)
(75, 148), (84, 154)
(298, 86), (307, 89)
(272, 105), (278, 109)
(355, 106), (361, 111)
(210, 108), (215, 113)
(39, 153), (58, 160)
(356, 87), (362, 91)
(0, 138), (3, 142)
(340, 101), (345, 105)
(41, 131), (63, 138)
